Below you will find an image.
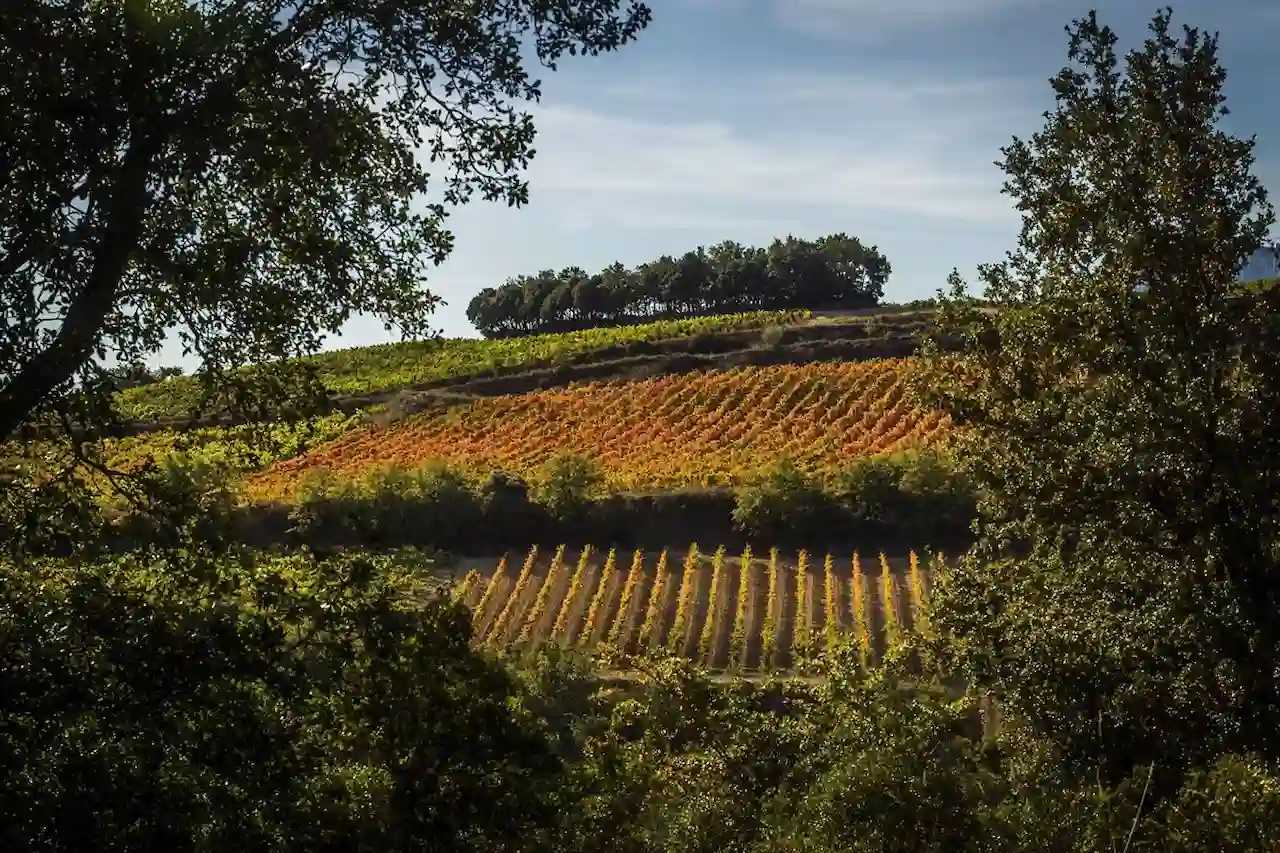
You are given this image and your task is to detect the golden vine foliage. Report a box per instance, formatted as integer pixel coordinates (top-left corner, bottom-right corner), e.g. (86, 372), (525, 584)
(516, 544), (565, 646)
(608, 549), (646, 650)
(473, 554), (508, 636)
(453, 570), (482, 606)
(669, 544), (701, 655)
(639, 550), (670, 649)
(552, 545), (593, 642)
(852, 553), (871, 670)
(488, 545), (538, 648)
(794, 549), (811, 664)
(700, 545), (726, 665)
(879, 553), (900, 652)
(823, 554), (840, 653)
(465, 546), (932, 673)
(252, 360), (951, 499)
(760, 547), (778, 669)
(584, 547), (618, 644)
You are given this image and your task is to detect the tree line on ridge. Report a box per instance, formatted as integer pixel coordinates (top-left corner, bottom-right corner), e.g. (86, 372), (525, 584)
(465, 233), (890, 337)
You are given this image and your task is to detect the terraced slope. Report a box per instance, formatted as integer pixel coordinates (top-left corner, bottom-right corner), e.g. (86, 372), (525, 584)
(116, 310), (812, 421)
(455, 544), (940, 673)
(251, 359), (949, 499)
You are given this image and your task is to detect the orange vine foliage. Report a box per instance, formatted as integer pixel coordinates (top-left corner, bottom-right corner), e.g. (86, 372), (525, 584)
(251, 359), (950, 499)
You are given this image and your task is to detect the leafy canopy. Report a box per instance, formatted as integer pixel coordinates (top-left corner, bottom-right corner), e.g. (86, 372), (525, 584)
(0, 0), (650, 440)
(919, 5), (1280, 784)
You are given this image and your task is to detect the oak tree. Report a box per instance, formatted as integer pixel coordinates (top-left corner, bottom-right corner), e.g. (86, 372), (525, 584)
(919, 6), (1280, 786)
(0, 0), (650, 438)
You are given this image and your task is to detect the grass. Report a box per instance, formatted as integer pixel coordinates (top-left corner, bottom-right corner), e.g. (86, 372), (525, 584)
(117, 310), (812, 421)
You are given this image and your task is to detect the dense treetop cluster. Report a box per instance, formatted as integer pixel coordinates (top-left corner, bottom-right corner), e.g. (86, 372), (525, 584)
(465, 233), (890, 337)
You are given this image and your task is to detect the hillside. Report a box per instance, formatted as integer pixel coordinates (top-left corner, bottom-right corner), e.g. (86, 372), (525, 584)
(249, 359), (948, 500)
(114, 309), (815, 423)
(111, 304), (940, 428)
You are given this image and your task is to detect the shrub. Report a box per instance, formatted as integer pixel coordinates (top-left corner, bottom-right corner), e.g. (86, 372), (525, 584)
(827, 451), (976, 539)
(289, 462), (484, 547)
(759, 324), (786, 349)
(533, 453), (603, 521)
(732, 457), (830, 541)
(828, 455), (906, 526)
(0, 551), (568, 852)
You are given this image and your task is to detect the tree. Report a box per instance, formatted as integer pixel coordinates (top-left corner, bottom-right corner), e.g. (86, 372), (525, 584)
(918, 6), (1279, 788)
(464, 233), (891, 336)
(0, 0), (650, 440)
(0, 548), (573, 852)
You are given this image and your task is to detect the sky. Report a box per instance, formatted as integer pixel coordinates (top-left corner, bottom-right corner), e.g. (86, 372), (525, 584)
(161, 0), (1280, 364)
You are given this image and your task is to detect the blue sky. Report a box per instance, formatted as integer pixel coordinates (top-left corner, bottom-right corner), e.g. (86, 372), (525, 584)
(166, 0), (1280, 364)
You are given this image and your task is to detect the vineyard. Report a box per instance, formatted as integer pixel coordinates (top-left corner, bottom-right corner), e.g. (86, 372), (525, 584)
(116, 309), (812, 421)
(252, 359), (950, 499)
(451, 545), (938, 673)
(1, 413), (361, 499)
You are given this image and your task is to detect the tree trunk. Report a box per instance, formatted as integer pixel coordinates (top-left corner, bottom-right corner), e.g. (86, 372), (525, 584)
(0, 129), (160, 440)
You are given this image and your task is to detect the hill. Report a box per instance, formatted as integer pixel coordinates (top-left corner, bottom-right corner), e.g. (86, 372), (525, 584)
(248, 359), (948, 501)
(109, 304), (943, 429)
(114, 309), (815, 423)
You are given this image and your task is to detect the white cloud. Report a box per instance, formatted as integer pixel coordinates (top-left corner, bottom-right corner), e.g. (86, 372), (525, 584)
(772, 0), (1058, 37)
(515, 68), (1032, 230)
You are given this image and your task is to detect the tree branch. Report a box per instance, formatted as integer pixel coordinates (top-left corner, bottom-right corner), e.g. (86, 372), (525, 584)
(0, 124), (163, 439)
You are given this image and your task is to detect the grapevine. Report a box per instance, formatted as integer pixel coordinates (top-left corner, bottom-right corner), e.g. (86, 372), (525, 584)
(759, 546), (779, 670)
(699, 545), (726, 665)
(639, 549), (670, 649)
(823, 554), (840, 654)
(583, 547), (618, 646)
(488, 545), (538, 649)
(552, 545), (593, 644)
(252, 360), (951, 500)
(453, 570), (482, 607)
(729, 545), (751, 668)
(608, 549), (646, 651)
(879, 553), (901, 653)
(516, 544), (565, 647)
(794, 549), (810, 667)
(668, 544), (701, 656)
(472, 554), (509, 637)
(851, 553), (871, 670)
